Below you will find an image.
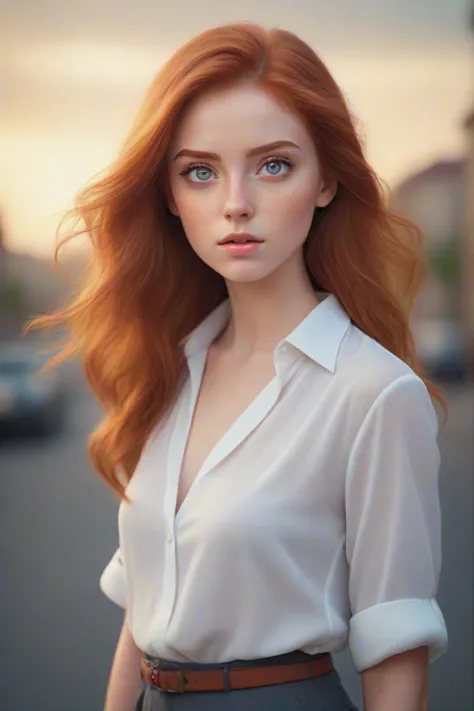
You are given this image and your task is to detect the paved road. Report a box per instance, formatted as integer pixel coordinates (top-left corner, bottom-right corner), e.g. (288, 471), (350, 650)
(1, 362), (472, 711)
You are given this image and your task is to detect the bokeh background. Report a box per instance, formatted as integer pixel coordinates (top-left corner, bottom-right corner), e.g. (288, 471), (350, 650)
(1, 2), (473, 710)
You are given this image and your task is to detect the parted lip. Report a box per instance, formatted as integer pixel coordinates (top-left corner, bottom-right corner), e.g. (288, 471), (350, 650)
(218, 233), (264, 245)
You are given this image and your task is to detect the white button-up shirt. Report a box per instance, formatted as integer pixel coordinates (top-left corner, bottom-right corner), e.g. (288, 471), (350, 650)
(100, 293), (448, 672)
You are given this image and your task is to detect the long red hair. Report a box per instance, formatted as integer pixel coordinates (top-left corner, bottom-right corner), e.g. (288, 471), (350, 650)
(25, 23), (445, 499)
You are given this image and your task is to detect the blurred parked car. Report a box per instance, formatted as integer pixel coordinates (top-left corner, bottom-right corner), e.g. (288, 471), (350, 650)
(0, 341), (68, 436)
(415, 318), (468, 381)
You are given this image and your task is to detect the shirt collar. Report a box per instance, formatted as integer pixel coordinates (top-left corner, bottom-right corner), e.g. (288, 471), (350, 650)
(283, 293), (351, 373)
(182, 293), (350, 373)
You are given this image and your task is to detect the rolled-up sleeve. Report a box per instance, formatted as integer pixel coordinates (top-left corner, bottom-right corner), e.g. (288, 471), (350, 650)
(345, 373), (448, 673)
(99, 547), (127, 609)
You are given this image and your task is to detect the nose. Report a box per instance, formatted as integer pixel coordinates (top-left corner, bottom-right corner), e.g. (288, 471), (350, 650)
(223, 179), (254, 221)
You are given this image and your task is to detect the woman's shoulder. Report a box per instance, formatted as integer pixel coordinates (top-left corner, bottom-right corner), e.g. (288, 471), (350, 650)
(336, 323), (428, 412)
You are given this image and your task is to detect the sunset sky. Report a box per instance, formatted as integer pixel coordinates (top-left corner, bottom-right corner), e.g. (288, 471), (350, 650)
(1, 0), (472, 258)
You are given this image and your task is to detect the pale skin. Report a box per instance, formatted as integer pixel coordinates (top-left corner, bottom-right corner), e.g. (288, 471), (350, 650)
(104, 618), (143, 711)
(105, 82), (429, 710)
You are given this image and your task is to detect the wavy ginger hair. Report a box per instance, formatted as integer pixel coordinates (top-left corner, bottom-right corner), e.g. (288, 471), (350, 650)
(26, 23), (445, 499)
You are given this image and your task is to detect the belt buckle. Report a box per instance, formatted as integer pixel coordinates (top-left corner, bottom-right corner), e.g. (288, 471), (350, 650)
(150, 665), (186, 693)
(171, 670), (186, 694)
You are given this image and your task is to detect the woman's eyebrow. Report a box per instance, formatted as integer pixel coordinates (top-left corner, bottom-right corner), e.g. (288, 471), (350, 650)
(172, 140), (301, 161)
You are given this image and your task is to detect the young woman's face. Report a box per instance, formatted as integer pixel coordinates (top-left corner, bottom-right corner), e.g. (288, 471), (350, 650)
(167, 83), (336, 284)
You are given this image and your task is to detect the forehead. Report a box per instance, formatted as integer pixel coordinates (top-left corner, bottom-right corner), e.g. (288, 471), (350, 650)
(172, 83), (312, 151)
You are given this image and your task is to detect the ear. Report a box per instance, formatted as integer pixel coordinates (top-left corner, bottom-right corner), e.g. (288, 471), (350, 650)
(316, 177), (338, 208)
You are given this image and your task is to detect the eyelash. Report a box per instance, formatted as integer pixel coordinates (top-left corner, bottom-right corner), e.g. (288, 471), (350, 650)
(179, 156), (294, 178)
(179, 163), (209, 177)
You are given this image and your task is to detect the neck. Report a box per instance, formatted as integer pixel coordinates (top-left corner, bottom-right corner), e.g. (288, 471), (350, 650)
(218, 253), (319, 356)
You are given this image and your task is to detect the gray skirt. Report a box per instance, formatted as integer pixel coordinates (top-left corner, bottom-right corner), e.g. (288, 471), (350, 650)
(135, 651), (360, 711)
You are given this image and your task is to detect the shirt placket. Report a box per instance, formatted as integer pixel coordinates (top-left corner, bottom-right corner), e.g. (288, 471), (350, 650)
(152, 352), (207, 641)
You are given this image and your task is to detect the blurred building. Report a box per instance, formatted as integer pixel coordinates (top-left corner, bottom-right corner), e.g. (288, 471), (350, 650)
(0, 214), (5, 286)
(392, 158), (466, 324)
(464, 2), (474, 372)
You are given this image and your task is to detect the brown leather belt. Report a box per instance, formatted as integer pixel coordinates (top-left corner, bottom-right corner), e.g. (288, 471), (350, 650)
(141, 653), (333, 693)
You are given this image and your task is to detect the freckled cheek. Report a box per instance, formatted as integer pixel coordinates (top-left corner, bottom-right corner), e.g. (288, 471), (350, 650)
(173, 193), (219, 252)
(173, 189), (214, 224)
(176, 181), (218, 207)
(271, 184), (317, 226)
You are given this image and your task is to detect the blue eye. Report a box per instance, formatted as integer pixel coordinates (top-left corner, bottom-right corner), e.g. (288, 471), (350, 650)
(260, 158), (293, 177)
(181, 164), (215, 182)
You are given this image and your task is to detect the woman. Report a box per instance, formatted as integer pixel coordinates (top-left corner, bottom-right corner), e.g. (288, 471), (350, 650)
(28, 23), (448, 711)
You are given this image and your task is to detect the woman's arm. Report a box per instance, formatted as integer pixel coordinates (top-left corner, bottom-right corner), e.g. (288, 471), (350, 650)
(361, 646), (429, 711)
(345, 376), (447, 681)
(104, 615), (143, 711)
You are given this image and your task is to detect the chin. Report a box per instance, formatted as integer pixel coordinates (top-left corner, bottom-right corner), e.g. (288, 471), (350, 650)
(218, 264), (274, 284)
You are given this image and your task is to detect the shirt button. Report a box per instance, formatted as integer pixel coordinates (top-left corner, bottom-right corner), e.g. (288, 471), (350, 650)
(166, 532), (173, 544)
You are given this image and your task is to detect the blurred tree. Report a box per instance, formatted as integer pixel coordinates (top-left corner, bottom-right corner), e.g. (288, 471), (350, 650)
(428, 241), (460, 286)
(0, 275), (27, 318)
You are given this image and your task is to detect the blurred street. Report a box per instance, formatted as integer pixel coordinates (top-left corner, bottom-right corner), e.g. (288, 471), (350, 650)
(1, 361), (473, 711)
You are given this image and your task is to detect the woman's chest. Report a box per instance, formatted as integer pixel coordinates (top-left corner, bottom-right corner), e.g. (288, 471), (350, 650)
(124, 373), (352, 543)
(177, 350), (277, 513)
